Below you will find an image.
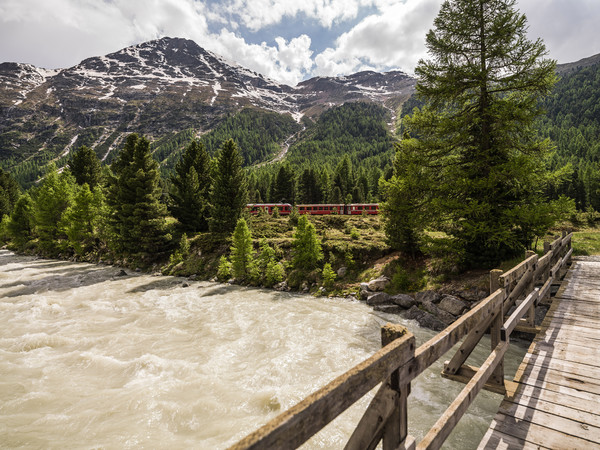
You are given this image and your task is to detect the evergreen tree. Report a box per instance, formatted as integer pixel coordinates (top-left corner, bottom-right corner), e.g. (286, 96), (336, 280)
(7, 193), (34, 248)
(209, 139), (248, 233)
(396, 0), (557, 266)
(230, 218), (254, 281)
(107, 134), (171, 261)
(170, 140), (212, 232)
(292, 215), (323, 270)
(33, 165), (75, 255)
(271, 164), (296, 203)
(68, 145), (103, 188)
(0, 168), (21, 217)
(297, 167), (323, 203)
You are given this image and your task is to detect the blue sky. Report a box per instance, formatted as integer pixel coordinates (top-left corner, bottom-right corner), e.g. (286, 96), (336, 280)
(1, 0), (599, 86)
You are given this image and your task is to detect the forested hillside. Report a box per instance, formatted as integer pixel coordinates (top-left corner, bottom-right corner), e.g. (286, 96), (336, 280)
(246, 102), (395, 204)
(539, 60), (600, 210)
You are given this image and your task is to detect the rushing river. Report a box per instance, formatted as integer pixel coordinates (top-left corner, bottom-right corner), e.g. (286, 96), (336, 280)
(0, 250), (528, 449)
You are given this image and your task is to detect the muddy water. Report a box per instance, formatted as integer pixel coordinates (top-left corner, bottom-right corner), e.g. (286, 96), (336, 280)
(0, 250), (527, 449)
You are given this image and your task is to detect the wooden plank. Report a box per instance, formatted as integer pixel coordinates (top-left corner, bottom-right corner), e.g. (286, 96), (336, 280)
(491, 404), (600, 444)
(512, 324), (541, 335)
(418, 341), (509, 450)
(505, 380), (600, 417)
(502, 288), (538, 340)
(499, 393), (600, 428)
(487, 412), (599, 449)
(500, 254), (536, 287)
(228, 330), (416, 450)
(478, 427), (552, 449)
(345, 383), (398, 450)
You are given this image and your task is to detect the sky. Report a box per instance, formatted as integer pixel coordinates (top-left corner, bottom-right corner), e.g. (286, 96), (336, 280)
(1, 0), (599, 86)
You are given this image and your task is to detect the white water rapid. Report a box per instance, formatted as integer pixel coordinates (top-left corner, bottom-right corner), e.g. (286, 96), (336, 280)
(0, 250), (527, 448)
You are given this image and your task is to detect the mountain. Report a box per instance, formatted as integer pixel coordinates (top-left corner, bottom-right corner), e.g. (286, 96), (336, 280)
(0, 37), (415, 186)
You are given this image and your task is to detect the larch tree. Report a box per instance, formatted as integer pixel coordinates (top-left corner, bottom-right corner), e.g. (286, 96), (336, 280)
(169, 140), (212, 232)
(292, 215), (323, 270)
(230, 218), (255, 281)
(390, 0), (557, 266)
(209, 139), (248, 233)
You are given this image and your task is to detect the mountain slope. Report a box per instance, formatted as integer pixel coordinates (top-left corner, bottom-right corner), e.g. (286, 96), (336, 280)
(0, 37), (415, 186)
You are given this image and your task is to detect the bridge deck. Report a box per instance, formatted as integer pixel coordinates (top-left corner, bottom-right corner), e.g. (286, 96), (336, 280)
(479, 256), (600, 449)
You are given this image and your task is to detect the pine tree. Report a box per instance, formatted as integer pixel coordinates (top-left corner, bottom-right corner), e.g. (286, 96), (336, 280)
(271, 164), (295, 203)
(107, 134), (171, 261)
(396, 0), (557, 266)
(209, 139), (248, 233)
(230, 218), (254, 281)
(292, 215), (323, 270)
(68, 145), (103, 188)
(170, 140), (212, 232)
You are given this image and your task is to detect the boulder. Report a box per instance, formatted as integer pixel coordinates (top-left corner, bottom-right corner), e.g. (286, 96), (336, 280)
(359, 283), (370, 300)
(181, 282), (190, 288)
(116, 269), (128, 277)
(273, 281), (290, 291)
(367, 276), (390, 292)
(403, 306), (446, 331)
(438, 295), (469, 316)
(460, 287), (488, 302)
(373, 304), (403, 314)
(421, 301), (456, 326)
(415, 290), (442, 304)
(367, 292), (392, 306)
(337, 266), (348, 278)
(390, 294), (416, 309)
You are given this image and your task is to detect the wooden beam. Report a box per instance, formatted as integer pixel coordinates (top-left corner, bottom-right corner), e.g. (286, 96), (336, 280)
(441, 363), (519, 396)
(418, 341), (509, 450)
(345, 383), (398, 450)
(502, 289), (539, 340)
(228, 330), (416, 450)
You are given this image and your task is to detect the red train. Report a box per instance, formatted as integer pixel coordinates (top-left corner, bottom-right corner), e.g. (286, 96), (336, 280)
(246, 203), (379, 215)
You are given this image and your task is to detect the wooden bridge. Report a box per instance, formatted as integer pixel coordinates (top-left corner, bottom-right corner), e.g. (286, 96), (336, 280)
(229, 232), (600, 449)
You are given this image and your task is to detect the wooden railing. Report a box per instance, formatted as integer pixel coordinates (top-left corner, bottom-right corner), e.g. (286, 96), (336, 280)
(229, 232), (573, 450)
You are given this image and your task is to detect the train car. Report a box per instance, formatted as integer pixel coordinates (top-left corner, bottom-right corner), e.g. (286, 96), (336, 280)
(297, 204), (346, 215)
(246, 203), (292, 215)
(348, 203), (379, 215)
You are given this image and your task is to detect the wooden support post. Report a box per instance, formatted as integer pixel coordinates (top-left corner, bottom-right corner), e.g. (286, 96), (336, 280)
(488, 269), (505, 389)
(543, 240), (550, 255)
(524, 251), (537, 327)
(381, 324), (413, 450)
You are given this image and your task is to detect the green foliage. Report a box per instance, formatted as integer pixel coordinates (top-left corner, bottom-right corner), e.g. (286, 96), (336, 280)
(6, 193), (34, 248)
(390, 265), (427, 293)
(322, 263), (336, 289)
(33, 165), (75, 255)
(292, 215), (323, 270)
(288, 206), (299, 225)
(395, 0), (557, 267)
(265, 261), (285, 287)
(168, 233), (190, 267)
(107, 134), (171, 262)
(68, 145), (103, 188)
(61, 184), (105, 256)
(255, 238), (285, 287)
(209, 139), (248, 234)
(169, 140), (212, 232)
(230, 218), (255, 281)
(0, 168), (21, 217)
(217, 255), (232, 281)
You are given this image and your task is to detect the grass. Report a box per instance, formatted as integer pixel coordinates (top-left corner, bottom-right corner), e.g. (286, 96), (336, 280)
(572, 230), (600, 256)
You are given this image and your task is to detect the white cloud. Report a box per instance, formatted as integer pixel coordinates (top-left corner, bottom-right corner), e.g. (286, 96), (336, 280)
(313, 0), (442, 77)
(214, 0), (369, 30)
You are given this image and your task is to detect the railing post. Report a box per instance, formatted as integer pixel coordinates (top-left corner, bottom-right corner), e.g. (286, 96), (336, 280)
(381, 324), (414, 450)
(489, 269), (505, 389)
(524, 250), (537, 327)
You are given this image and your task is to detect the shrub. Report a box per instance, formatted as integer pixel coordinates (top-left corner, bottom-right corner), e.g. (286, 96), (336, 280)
(217, 256), (232, 281)
(322, 263), (336, 289)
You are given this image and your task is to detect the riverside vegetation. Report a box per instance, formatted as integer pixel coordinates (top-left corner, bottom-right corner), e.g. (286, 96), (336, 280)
(1, 0), (600, 328)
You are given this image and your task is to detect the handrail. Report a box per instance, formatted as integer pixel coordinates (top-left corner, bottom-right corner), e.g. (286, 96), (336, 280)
(230, 232), (573, 450)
